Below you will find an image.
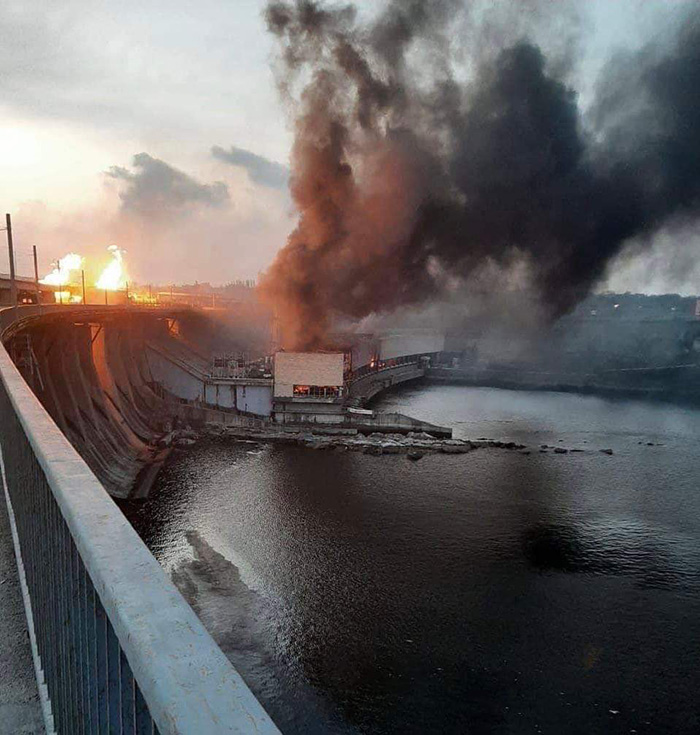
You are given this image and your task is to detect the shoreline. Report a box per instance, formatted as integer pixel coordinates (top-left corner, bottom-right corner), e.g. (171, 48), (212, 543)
(422, 373), (700, 407)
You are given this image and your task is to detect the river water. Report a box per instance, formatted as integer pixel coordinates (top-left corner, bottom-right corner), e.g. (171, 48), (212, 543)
(121, 386), (700, 734)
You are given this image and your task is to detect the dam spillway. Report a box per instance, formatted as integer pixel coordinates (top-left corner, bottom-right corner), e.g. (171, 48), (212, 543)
(0, 305), (233, 498)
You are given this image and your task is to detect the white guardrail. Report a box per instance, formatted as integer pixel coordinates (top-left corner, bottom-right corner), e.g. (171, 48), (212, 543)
(0, 305), (280, 734)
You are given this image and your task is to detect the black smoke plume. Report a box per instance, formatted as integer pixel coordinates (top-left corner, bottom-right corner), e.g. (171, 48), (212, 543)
(260, 0), (700, 349)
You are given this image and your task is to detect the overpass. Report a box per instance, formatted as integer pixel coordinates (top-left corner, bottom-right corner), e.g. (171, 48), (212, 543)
(0, 304), (280, 734)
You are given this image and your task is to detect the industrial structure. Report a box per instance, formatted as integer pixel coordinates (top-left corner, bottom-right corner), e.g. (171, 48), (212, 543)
(0, 274), (57, 305)
(272, 351), (346, 424)
(273, 351), (346, 399)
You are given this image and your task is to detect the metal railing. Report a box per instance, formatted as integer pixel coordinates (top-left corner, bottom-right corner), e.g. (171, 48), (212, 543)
(0, 307), (280, 734)
(348, 352), (439, 382)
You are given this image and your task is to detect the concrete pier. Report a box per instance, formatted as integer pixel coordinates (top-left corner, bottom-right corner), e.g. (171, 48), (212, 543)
(0, 498), (43, 734)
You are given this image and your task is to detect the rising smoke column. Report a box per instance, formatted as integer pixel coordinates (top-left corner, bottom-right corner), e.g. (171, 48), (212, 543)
(261, 0), (700, 349)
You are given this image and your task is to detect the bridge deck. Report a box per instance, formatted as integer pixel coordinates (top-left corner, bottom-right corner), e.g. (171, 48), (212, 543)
(0, 497), (43, 734)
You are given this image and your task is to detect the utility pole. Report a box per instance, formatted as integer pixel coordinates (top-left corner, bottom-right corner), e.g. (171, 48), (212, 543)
(5, 214), (16, 307)
(49, 258), (63, 305)
(104, 289), (108, 306)
(32, 245), (40, 305)
(81, 270), (86, 305)
(125, 281), (129, 303)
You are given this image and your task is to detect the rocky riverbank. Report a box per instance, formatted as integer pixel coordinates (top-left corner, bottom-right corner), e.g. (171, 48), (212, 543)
(158, 424), (625, 461)
(198, 424), (526, 459)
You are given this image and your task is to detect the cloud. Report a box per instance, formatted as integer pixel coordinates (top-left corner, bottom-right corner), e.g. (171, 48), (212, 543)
(0, 0), (286, 156)
(106, 153), (230, 217)
(14, 173), (292, 287)
(211, 145), (289, 189)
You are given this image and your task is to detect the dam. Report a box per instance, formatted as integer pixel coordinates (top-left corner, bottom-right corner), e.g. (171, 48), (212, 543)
(2, 305), (447, 499)
(0, 302), (448, 734)
(10, 306), (295, 477)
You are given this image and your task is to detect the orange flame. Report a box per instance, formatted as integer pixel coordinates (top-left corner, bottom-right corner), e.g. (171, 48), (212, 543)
(53, 291), (83, 304)
(96, 246), (127, 291)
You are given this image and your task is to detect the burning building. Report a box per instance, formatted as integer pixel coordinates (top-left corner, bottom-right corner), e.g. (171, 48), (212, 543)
(273, 351), (345, 399)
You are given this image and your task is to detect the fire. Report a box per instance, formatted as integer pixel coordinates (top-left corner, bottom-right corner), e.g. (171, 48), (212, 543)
(37, 246), (130, 304)
(40, 253), (83, 286)
(96, 246), (127, 291)
(53, 291), (83, 304)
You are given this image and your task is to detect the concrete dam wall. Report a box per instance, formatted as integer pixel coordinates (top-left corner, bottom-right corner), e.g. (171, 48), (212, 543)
(0, 306), (247, 498)
(0, 306), (449, 499)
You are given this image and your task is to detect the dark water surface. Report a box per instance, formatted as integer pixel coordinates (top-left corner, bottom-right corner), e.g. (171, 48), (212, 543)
(121, 386), (700, 734)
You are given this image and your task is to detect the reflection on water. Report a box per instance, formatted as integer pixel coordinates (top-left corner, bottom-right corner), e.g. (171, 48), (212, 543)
(522, 521), (700, 590)
(121, 386), (700, 734)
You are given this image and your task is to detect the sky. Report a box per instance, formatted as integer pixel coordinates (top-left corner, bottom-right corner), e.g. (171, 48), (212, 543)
(0, 0), (697, 292)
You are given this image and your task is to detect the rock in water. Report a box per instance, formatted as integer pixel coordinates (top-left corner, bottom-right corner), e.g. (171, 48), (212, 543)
(175, 438), (197, 448)
(407, 431), (435, 440)
(440, 444), (470, 454)
(381, 445), (402, 454)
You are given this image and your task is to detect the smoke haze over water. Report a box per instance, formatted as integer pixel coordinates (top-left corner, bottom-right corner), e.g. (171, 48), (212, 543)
(259, 0), (700, 349)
